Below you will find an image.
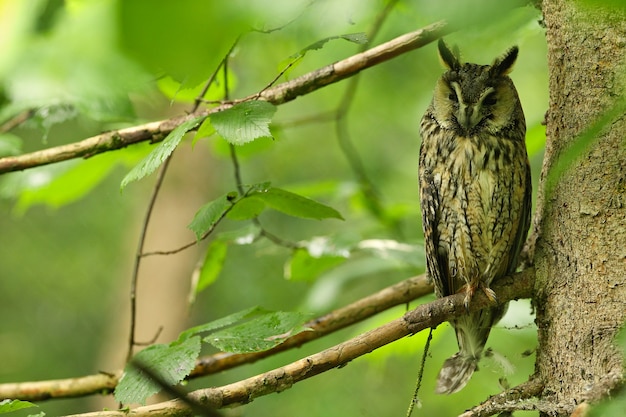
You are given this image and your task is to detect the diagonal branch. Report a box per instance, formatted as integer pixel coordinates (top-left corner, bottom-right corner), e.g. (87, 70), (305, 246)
(63, 268), (535, 417)
(0, 274), (432, 402)
(0, 21), (448, 175)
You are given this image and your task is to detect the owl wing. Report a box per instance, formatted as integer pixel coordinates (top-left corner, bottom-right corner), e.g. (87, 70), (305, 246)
(506, 158), (532, 274)
(419, 164), (453, 298)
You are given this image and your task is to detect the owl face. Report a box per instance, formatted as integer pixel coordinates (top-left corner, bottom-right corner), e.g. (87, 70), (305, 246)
(431, 41), (522, 137)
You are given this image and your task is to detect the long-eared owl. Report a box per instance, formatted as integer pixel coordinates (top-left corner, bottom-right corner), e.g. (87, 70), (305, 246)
(418, 40), (531, 394)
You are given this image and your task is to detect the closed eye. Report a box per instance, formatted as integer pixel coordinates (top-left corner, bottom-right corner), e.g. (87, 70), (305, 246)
(483, 92), (497, 106)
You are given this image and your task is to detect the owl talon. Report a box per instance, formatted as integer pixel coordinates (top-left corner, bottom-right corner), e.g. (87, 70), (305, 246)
(460, 284), (477, 312)
(481, 284), (498, 304)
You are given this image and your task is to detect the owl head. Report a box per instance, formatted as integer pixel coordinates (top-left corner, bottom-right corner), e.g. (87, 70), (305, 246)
(431, 39), (524, 137)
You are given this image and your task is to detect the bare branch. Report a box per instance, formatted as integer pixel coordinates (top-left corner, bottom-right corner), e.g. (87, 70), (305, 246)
(0, 373), (120, 401)
(0, 21), (448, 175)
(457, 379), (544, 417)
(62, 268), (534, 417)
(0, 274), (432, 401)
(190, 273), (433, 377)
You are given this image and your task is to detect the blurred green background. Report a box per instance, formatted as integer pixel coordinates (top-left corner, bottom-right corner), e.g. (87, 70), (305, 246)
(0, 1), (547, 416)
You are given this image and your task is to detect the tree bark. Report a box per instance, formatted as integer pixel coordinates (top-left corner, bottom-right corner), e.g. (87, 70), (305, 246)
(534, 0), (626, 412)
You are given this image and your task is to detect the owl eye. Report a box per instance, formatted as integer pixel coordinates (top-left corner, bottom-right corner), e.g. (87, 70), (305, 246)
(448, 90), (458, 102)
(483, 92), (497, 106)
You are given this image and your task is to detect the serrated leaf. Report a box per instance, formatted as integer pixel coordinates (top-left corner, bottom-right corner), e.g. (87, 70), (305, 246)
(178, 306), (270, 342)
(254, 187), (343, 220)
(286, 248), (346, 282)
(187, 193), (235, 240)
(0, 399), (37, 413)
(194, 240), (228, 294)
(121, 115), (206, 189)
(206, 311), (310, 353)
(210, 101), (276, 145)
(114, 336), (201, 405)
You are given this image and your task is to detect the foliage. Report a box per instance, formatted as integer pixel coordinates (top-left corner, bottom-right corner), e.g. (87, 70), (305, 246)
(116, 307), (310, 405)
(0, 400), (37, 415)
(0, 1), (548, 417)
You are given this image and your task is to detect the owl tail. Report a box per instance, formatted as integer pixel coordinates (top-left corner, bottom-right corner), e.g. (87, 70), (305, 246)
(435, 351), (479, 394)
(435, 305), (508, 394)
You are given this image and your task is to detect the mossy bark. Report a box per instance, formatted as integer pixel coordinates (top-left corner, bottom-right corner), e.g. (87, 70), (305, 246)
(533, 1), (626, 412)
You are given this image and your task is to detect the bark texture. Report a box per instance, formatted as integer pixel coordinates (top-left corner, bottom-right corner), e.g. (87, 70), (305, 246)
(534, 0), (626, 412)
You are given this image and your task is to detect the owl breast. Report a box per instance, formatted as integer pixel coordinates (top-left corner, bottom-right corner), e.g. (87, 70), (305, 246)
(422, 127), (527, 295)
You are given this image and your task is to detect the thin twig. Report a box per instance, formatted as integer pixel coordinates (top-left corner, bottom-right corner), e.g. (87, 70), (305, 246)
(126, 155), (174, 363)
(406, 327), (433, 417)
(191, 39), (239, 113)
(0, 21), (449, 174)
(333, 0), (401, 230)
(0, 108), (36, 133)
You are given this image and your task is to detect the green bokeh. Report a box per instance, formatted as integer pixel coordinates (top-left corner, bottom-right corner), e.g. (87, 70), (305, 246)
(0, 1), (548, 416)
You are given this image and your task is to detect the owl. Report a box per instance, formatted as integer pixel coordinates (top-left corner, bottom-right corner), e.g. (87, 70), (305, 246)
(418, 40), (531, 394)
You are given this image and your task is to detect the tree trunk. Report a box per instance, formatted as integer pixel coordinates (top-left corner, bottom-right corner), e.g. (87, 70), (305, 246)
(534, 0), (626, 412)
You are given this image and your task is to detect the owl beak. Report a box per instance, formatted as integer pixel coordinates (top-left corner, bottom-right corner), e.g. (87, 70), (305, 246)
(458, 104), (481, 132)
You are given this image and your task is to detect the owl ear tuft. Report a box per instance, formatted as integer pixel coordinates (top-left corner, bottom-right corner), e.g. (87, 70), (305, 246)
(491, 46), (519, 76)
(438, 39), (460, 70)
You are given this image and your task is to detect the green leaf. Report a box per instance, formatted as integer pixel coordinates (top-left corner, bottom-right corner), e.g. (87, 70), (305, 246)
(206, 311), (310, 353)
(226, 196), (266, 220)
(0, 399), (37, 414)
(254, 187), (343, 220)
(194, 239), (228, 294)
(178, 306), (270, 341)
(193, 117), (216, 145)
(210, 101), (276, 145)
(121, 115), (206, 189)
(114, 336), (201, 405)
(187, 193), (235, 240)
(286, 248), (346, 282)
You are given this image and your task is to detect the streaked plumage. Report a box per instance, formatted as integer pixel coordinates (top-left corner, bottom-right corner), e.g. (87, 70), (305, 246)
(418, 40), (531, 394)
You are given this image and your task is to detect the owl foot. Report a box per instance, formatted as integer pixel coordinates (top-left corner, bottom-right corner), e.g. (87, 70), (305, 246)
(480, 283), (498, 304)
(460, 284), (476, 312)
(460, 282), (498, 311)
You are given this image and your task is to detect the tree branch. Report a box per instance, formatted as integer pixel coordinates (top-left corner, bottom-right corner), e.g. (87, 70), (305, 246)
(0, 274), (432, 401)
(62, 268), (534, 417)
(457, 378), (544, 417)
(0, 21), (448, 175)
